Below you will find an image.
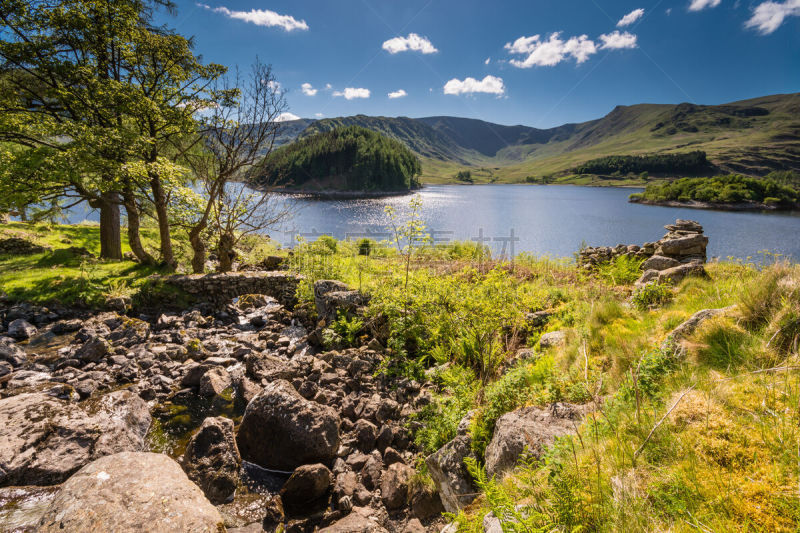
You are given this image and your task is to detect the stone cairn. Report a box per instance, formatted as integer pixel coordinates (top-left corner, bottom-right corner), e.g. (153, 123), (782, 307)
(578, 219), (709, 286)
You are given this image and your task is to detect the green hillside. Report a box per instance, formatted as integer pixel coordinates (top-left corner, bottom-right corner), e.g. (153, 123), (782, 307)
(284, 93), (800, 185)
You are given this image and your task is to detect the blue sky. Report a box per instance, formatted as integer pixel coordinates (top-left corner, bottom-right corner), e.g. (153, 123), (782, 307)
(157, 0), (800, 127)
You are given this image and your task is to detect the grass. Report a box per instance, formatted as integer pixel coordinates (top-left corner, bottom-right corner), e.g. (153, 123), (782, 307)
(2, 219), (799, 530)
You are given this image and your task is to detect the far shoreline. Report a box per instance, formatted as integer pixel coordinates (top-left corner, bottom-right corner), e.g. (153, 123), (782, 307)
(629, 197), (800, 212)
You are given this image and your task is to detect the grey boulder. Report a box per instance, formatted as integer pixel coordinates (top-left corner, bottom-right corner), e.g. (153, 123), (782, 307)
(183, 416), (241, 504)
(0, 390), (151, 486)
(236, 379), (340, 470)
(484, 403), (585, 479)
(37, 452), (225, 532)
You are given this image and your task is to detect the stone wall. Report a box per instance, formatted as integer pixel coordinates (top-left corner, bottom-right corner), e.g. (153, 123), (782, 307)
(166, 271), (302, 309)
(578, 219), (708, 269)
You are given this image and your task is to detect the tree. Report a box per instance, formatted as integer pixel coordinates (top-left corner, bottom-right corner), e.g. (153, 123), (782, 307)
(181, 60), (287, 273)
(0, 0), (224, 267)
(123, 26), (225, 269)
(0, 0), (172, 259)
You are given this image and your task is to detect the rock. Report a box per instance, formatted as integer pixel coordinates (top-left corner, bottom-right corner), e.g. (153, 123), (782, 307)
(656, 233), (708, 258)
(280, 463), (333, 517)
(359, 451), (383, 490)
(37, 452), (224, 532)
(382, 447), (404, 466)
(663, 306), (736, 349)
(318, 506), (388, 533)
(641, 255), (681, 271)
(635, 269), (660, 286)
(258, 255), (284, 271)
(0, 237), (49, 256)
(410, 484), (444, 520)
(484, 403), (585, 479)
(198, 366), (232, 398)
(262, 495), (285, 531)
(245, 352), (293, 382)
(334, 471), (359, 500)
(0, 390), (151, 486)
(483, 512), (503, 533)
(354, 418), (378, 451)
(75, 336), (110, 363)
(0, 337), (27, 366)
(656, 263), (707, 285)
(7, 318), (36, 340)
(525, 310), (552, 328)
(380, 462), (414, 510)
(539, 330), (566, 349)
(314, 280), (350, 312)
(237, 379), (340, 470)
(402, 518), (426, 533)
(425, 413), (477, 513)
(183, 416), (241, 504)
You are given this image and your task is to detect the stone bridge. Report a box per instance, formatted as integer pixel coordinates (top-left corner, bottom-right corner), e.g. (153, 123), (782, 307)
(166, 271), (302, 308)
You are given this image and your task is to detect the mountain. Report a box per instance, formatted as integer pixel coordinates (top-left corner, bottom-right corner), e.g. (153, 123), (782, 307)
(276, 93), (800, 183)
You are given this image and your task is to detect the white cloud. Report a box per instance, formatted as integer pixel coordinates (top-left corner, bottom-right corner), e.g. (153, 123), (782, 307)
(688, 0), (721, 11)
(325, 83), (332, 90)
(617, 8), (645, 26)
(314, 113), (324, 118)
(443, 75), (505, 96)
(332, 87), (371, 99)
(745, 0), (800, 33)
(301, 83), (317, 96)
(505, 33), (597, 67)
(599, 30), (638, 49)
(484, 57), (491, 65)
(276, 112), (301, 122)
(197, 4), (308, 31)
(388, 89), (407, 99)
(382, 33), (438, 54)
(666, 7), (673, 14)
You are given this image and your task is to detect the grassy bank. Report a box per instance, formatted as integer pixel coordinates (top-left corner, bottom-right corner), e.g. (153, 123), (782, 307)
(284, 238), (799, 532)
(2, 222), (798, 531)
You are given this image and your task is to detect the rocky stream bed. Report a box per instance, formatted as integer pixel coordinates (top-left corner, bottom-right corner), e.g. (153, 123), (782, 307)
(0, 280), (456, 532)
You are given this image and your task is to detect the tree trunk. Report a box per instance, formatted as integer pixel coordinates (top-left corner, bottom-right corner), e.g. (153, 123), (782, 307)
(189, 226), (206, 274)
(122, 189), (155, 265)
(217, 232), (235, 273)
(98, 192), (122, 260)
(150, 175), (176, 270)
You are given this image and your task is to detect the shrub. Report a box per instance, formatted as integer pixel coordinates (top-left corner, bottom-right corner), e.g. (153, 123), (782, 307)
(632, 281), (672, 310)
(597, 255), (644, 285)
(357, 238), (373, 256)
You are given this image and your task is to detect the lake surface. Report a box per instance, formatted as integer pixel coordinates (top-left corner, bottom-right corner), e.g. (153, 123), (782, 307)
(64, 184), (800, 261)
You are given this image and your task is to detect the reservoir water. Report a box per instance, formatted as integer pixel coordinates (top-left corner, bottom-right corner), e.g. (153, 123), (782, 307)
(65, 184), (800, 261)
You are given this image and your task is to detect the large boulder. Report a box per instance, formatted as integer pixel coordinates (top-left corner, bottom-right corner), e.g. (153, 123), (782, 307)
(280, 463), (333, 517)
(37, 452), (225, 532)
(236, 379), (340, 470)
(425, 414), (477, 513)
(381, 462), (415, 510)
(183, 416), (241, 504)
(314, 280), (367, 325)
(0, 390), (151, 486)
(484, 403), (585, 479)
(7, 318), (36, 340)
